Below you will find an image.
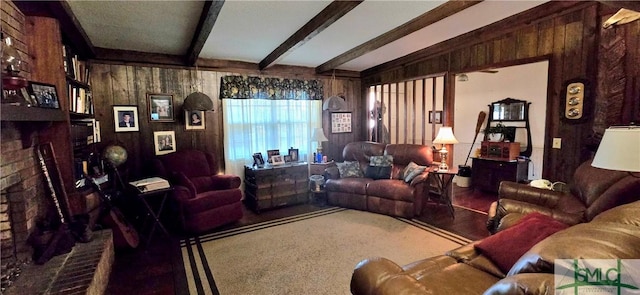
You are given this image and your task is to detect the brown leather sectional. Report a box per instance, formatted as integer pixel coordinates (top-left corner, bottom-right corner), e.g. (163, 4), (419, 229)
(351, 200), (640, 294)
(324, 141), (434, 218)
(487, 159), (640, 233)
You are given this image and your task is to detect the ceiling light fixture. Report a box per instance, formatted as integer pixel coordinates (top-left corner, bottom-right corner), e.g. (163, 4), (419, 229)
(457, 73), (469, 82)
(184, 64), (213, 111)
(322, 70), (346, 111)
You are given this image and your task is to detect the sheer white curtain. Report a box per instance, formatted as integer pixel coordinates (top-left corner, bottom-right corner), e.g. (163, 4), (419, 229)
(222, 99), (322, 180)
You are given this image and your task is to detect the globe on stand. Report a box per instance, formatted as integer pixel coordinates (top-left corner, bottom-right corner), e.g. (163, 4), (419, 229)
(103, 144), (128, 168)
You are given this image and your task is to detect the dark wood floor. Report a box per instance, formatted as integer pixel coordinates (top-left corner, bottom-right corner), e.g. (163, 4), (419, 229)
(105, 185), (496, 295)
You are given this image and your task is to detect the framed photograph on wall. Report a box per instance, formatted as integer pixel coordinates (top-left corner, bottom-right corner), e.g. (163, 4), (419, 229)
(113, 105), (140, 132)
(429, 111), (442, 124)
(331, 112), (352, 133)
(153, 131), (176, 155)
(148, 93), (174, 122)
(28, 82), (60, 109)
(185, 110), (205, 130)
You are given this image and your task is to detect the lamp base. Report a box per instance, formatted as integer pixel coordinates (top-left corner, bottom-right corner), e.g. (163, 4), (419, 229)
(438, 147), (449, 171)
(438, 162), (449, 171)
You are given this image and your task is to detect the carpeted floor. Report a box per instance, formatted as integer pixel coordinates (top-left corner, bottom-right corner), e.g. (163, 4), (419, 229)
(181, 207), (471, 295)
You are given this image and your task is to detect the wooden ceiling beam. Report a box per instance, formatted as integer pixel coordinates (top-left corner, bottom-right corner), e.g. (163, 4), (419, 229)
(186, 0), (224, 66)
(315, 0), (483, 74)
(94, 47), (185, 66)
(258, 0), (363, 71)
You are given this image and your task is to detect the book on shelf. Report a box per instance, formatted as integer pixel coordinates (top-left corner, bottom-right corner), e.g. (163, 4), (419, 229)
(129, 177), (171, 193)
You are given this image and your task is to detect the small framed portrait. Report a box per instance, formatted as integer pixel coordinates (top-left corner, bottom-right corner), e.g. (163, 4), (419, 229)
(429, 111), (442, 124)
(271, 155), (285, 166)
(284, 155), (292, 163)
(267, 149), (280, 163)
(252, 152), (265, 167)
(113, 105), (140, 132)
(28, 82), (60, 109)
(288, 148), (299, 162)
(153, 131), (176, 155)
(148, 93), (174, 122)
(185, 110), (205, 130)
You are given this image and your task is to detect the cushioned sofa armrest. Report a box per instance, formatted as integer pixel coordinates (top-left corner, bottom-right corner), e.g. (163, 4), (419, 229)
(351, 257), (403, 295)
(488, 199), (583, 234)
(325, 166), (340, 180)
(171, 172), (197, 196)
(172, 185), (196, 201)
(498, 181), (566, 208)
(210, 174), (241, 190)
(409, 170), (430, 186)
(483, 273), (555, 295)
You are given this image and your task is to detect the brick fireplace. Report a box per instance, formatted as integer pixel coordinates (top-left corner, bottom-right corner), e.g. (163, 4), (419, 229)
(0, 121), (50, 290)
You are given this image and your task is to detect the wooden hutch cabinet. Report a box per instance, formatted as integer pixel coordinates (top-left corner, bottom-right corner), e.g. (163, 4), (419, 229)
(244, 162), (309, 212)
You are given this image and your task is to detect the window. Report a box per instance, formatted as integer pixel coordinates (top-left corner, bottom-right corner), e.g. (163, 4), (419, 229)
(222, 99), (322, 178)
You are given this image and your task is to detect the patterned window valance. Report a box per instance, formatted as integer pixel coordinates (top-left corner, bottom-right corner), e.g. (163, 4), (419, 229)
(220, 75), (323, 100)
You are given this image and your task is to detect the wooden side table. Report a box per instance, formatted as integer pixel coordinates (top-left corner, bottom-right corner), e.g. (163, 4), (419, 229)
(309, 161), (335, 176)
(427, 167), (458, 218)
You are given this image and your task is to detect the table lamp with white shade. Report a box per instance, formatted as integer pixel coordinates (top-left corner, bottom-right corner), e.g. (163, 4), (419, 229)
(433, 126), (459, 171)
(591, 125), (640, 173)
(312, 127), (329, 163)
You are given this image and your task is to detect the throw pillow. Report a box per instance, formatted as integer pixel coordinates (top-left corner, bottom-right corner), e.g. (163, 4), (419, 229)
(474, 212), (569, 273)
(369, 155), (393, 167)
(402, 161), (427, 183)
(365, 166), (392, 180)
(336, 161), (364, 178)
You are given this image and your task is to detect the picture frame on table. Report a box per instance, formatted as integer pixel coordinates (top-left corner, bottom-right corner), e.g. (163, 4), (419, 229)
(253, 152), (265, 167)
(266, 149), (280, 163)
(113, 105), (140, 132)
(185, 110), (205, 130)
(288, 148), (299, 162)
(28, 82), (60, 109)
(271, 155), (285, 166)
(153, 131), (176, 155)
(148, 93), (174, 122)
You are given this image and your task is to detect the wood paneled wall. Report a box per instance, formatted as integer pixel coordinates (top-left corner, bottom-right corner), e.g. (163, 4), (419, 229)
(89, 64), (362, 179)
(362, 2), (639, 182)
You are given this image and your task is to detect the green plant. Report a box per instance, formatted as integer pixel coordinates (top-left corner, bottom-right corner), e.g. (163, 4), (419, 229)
(483, 123), (506, 134)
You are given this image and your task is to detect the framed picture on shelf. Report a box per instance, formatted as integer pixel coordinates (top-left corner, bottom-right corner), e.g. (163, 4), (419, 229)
(185, 110), (205, 130)
(288, 148), (299, 162)
(429, 111), (442, 124)
(252, 152), (265, 167)
(113, 105), (140, 132)
(271, 155), (285, 166)
(153, 131), (176, 155)
(28, 82), (60, 109)
(331, 112), (352, 133)
(148, 93), (174, 122)
(266, 149), (280, 163)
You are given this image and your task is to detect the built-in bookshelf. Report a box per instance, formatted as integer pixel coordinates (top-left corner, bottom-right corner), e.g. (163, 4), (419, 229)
(63, 44), (93, 116)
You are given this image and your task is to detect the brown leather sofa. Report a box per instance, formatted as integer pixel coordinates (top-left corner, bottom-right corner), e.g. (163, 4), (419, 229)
(351, 200), (640, 295)
(486, 159), (640, 233)
(324, 141), (433, 218)
(152, 150), (243, 233)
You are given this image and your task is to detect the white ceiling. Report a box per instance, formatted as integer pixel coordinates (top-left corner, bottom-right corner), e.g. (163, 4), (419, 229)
(67, 0), (549, 72)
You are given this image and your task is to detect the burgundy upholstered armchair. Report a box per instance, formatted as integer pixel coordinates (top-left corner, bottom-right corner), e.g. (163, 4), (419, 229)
(152, 150), (243, 233)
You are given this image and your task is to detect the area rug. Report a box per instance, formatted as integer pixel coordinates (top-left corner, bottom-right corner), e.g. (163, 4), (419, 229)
(180, 207), (471, 295)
